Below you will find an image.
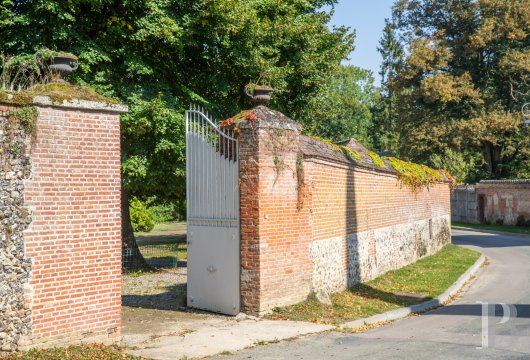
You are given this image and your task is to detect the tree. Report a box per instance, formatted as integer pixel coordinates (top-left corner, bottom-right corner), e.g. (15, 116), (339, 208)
(307, 65), (379, 145)
(0, 0), (355, 267)
(120, 95), (186, 268)
(372, 18), (404, 154)
(388, 0), (530, 182)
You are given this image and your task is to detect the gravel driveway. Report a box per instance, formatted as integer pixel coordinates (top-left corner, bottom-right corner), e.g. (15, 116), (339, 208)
(122, 267), (187, 311)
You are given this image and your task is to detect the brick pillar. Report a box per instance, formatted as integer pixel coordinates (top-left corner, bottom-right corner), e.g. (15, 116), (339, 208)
(238, 106), (312, 315)
(238, 112), (261, 315)
(23, 98), (126, 348)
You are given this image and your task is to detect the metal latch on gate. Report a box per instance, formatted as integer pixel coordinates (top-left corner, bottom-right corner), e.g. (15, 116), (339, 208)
(207, 265), (217, 273)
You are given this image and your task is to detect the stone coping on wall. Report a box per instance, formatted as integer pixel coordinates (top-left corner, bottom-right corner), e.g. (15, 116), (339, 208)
(300, 136), (453, 185)
(454, 184), (476, 190)
(477, 179), (530, 190)
(300, 135), (397, 175)
(1, 94), (128, 113)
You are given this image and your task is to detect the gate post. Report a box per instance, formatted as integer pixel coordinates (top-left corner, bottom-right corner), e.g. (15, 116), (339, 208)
(237, 106), (312, 315)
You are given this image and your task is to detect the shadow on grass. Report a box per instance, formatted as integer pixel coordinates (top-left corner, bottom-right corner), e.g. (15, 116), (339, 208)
(136, 233), (187, 246)
(122, 283), (188, 311)
(348, 283), (430, 307)
(141, 256), (185, 269)
(271, 284), (430, 324)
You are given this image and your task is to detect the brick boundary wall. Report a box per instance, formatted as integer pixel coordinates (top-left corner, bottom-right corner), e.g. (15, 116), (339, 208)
(238, 106), (451, 315)
(476, 180), (530, 225)
(0, 98), (126, 352)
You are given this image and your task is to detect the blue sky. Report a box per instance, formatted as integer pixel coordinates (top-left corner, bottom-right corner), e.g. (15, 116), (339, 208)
(327, 0), (395, 85)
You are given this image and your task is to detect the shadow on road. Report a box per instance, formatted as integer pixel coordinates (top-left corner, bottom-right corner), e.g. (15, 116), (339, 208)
(453, 233), (530, 249)
(422, 303), (530, 318)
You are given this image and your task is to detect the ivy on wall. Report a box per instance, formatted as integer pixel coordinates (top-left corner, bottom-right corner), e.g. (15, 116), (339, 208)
(308, 134), (452, 192)
(384, 156), (444, 192)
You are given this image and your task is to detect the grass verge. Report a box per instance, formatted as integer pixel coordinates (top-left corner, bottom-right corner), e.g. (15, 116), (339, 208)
(135, 221), (188, 263)
(452, 222), (530, 236)
(269, 244), (480, 325)
(0, 344), (141, 360)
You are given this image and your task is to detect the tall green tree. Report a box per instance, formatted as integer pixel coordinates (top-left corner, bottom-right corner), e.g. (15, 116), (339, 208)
(308, 65), (379, 145)
(0, 0), (354, 267)
(372, 18), (403, 154)
(388, 0), (530, 182)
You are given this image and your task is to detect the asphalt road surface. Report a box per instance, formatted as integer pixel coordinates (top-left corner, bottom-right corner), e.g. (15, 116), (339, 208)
(216, 229), (530, 360)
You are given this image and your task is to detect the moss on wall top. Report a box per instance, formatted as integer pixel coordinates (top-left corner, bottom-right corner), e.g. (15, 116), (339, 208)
(0, 83), (119, 106)
(368, 151), (385, 168)
(307, 135), (362, 163)
(302, 134), (451, 192)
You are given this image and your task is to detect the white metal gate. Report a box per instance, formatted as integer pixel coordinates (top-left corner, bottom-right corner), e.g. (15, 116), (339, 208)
(185, 105), (240, 315)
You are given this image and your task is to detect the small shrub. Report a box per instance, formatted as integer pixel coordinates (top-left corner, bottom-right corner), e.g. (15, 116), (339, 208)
(151, 202), (180, 223)
(7, 105), (38, 134)
(484, 220), (491, 225)
(130, 197), (155, 232)
(516, 215), (526, 227)
(495, 218), (504, 226)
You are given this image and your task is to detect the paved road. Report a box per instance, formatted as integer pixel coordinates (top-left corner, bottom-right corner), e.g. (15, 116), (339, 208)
(216, 229), (530, 359)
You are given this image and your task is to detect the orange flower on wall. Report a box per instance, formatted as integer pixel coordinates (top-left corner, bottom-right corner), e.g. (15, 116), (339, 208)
(220, 118), (236, 127)
(219, 111), (256, 128)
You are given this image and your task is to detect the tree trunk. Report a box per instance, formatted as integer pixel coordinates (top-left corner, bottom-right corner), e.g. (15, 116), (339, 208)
(482, 142), (494, 175)
(493, 146), (502, 177)
(121, 188), (150, 270)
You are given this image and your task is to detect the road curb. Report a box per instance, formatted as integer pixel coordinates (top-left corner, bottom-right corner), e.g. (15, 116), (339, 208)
(342, 254), (486, 329)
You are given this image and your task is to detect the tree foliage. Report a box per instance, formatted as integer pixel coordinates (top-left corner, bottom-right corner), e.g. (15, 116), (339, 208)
(0, 0), (355, 211)
(388, 0), (530, 182)
(372, 18), (404, 154)
(307, 65), (379, 145)
(129, 197), (155, 233)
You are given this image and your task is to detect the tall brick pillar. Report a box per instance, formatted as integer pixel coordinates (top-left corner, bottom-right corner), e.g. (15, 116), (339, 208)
(238, 106), (312, 315)
(0, 95), (126, 352)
